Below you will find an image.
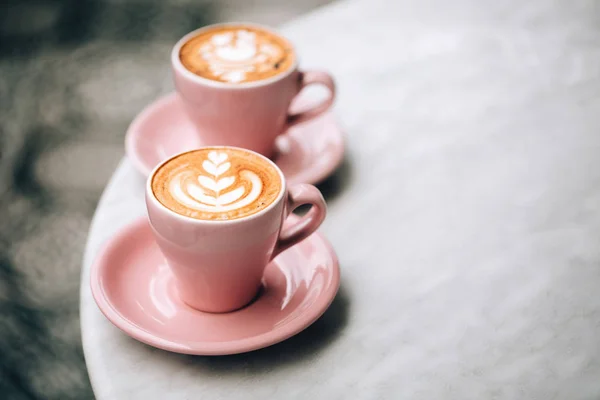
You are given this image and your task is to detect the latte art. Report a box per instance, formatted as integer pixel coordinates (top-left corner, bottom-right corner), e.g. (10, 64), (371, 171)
(152, 148), (282, 220)
(179, 25), (295, 84)
(199, 30), (281, 83)
(170, 152), (262, 211)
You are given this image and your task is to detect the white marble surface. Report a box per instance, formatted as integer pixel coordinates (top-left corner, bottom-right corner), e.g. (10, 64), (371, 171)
(81, 0), (600, 398)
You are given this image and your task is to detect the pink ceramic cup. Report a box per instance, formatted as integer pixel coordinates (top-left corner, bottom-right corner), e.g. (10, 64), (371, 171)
(145, 147), (327, 313)
(171, 23), (336, 157)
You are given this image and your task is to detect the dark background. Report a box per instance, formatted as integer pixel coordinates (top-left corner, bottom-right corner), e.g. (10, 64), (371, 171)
(0, 1), (331, 398)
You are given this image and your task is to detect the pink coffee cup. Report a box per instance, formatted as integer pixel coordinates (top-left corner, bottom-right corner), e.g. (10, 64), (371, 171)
(171, 23), (336, 157)
(145, 147), (327, 313)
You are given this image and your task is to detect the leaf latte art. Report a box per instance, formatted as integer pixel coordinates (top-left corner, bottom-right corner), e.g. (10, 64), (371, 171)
(170, 151), (261, 211)
(152, 148), (282, 220)
(179, 25), (295, 84)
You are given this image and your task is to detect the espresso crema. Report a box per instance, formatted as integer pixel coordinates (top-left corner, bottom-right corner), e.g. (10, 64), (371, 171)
(179, 24), (296, 84)
(151, 148), (282, 220)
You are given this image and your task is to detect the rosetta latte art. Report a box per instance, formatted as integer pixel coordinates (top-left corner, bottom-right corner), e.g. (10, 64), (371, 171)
(152, 147), (281, 220)
(169, 151), (262, 212)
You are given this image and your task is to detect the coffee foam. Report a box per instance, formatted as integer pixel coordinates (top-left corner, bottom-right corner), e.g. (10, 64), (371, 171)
(152, 148), (282, 220)
(179, 25), (295, 84)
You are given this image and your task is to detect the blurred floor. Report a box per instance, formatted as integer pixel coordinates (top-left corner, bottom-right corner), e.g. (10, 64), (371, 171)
(0, 1), (333, 399)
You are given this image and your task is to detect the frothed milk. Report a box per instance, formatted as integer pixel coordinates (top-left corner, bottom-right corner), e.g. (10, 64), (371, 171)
(179, 24), (295, 84)
(151, 148), (282, 220)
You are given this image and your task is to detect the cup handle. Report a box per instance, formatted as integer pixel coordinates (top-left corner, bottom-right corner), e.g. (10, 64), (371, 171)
(271, 184), (327, 259)
(285, 71), (336, 129)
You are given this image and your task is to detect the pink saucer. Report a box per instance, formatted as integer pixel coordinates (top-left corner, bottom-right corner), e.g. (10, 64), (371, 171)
(125, 93), (345, 185)
(90, 217), (340, 355)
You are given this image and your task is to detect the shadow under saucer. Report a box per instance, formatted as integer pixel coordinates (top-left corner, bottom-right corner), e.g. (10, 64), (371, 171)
(144, 282), (351, 374)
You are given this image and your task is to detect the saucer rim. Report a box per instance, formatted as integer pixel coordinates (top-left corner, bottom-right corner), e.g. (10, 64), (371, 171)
(125, 94), (176, 177)
(90, 216), (340, 355)
(124, 92), (345, 185)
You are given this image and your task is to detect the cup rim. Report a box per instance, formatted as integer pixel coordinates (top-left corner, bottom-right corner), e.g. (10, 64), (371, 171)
(146, 146), (287, 225)
(171, 22), (299, 90)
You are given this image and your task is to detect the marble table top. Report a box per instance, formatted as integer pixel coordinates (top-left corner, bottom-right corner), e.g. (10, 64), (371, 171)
(81, 0), (600, 398)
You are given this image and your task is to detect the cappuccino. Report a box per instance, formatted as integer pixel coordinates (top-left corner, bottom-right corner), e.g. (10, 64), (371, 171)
(151, 148), (282, 220)
(179, 24), (295, 84)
